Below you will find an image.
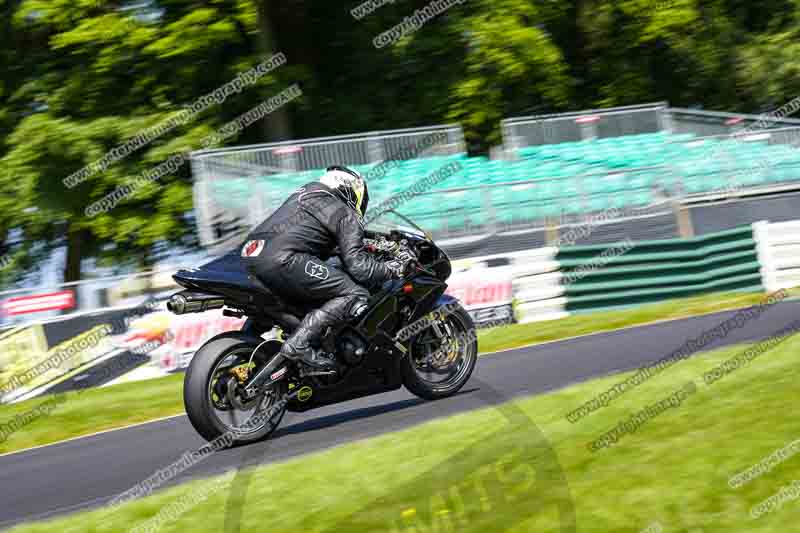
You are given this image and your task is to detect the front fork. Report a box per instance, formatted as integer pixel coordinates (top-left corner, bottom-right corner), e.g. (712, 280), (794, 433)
(423, 314), (457, 366)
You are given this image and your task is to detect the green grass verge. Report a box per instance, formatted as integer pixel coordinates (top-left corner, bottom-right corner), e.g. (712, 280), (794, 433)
(9, 318), (800, 531)
(0, 374), (185, 454)
(0, 289), (789, 455)
(479, 290), (785, 354)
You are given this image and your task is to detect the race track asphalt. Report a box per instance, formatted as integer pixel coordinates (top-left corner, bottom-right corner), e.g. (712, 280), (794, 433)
(1, 299), (798, 529)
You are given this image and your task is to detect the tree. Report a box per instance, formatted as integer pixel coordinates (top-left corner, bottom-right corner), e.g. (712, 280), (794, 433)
(3, 0), (800, 288)
(1, 0), (292, 284)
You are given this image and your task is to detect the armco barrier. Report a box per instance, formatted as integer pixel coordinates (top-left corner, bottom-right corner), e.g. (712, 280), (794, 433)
(447, 247), (569, 324)
(509, 248), (569, 323)
(449, 247), (568, 325)
(447, 226), (768, 321)
(753, 220), (800, 291)
(558, 226), (763, 312)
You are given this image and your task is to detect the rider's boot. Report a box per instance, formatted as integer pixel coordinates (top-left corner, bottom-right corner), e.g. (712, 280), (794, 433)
(279, 297), (361, 373)
(279, 322), (337, 372)
(282, 342), (337, 372)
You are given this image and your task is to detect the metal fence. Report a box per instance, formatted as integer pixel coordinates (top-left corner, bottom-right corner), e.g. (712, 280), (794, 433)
(501, 102), (668, 150)
(661, 125), (800, 204)
(191, 124), (466, 250)
(192, 103), (800, 256)
(499, 104), (800, 203)
(411, 167), (676, 243)
(665, 107), (800, 138)
(502, 104), (800, 152)
(665, 125), (800, 150)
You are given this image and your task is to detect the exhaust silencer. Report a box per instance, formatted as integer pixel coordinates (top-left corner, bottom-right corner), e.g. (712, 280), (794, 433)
(167, 291), (225, 315)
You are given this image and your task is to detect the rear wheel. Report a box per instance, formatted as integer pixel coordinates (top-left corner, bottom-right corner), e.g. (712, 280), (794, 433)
(402, 303), (477, 400)
(184, 333), (287, 444)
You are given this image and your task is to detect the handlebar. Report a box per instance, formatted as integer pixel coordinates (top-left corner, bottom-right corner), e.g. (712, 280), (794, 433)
(365, 232), (448, 281)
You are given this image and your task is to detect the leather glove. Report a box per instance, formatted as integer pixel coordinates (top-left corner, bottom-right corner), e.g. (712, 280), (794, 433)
(396, 249), (416, 263)
(385, 259), (408, 279)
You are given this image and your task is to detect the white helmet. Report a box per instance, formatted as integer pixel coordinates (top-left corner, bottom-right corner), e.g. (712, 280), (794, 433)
(319, 165), (369, 218)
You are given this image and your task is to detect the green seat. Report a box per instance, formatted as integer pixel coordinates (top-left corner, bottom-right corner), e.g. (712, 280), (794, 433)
(495, 208), (517, 226)
(588, 195), (610, 213)
(608, 193), (628, 209)
(629, 189), (652, 206)
(512, 201), (540, 222)
(560, 178), (580, 197)
(737, 166), (768, 187)
(683, 176), (706, 194)
(506, 184), (541, 221)
(444, 212), (466, 231)
(561, 197), (585, 215)
(593, 174), (626, 194)
(702, 173), (727, 191)
(627, 173), (652, 188)
(538, 201), (560, 218)
(464, 208), (486, 227)
(533, 179), (560, 200)
(775, 165), (800, 182)
(490, 186), (515, 208)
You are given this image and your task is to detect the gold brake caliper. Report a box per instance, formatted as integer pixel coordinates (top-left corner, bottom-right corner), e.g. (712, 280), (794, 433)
(230, 366), (250, 383)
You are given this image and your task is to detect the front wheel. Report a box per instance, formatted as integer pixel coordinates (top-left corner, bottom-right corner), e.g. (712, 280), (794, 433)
(183, 332), (287, 444)
(402, 303), (477, 400)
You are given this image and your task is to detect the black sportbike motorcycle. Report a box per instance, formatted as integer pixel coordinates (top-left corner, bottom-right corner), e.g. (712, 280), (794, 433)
(168, 213), (477, 444)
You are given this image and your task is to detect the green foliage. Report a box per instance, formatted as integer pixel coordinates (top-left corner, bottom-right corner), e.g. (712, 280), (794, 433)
(1, 0), (288, 281)
(447, 0), (572, 146)
(1, 0), (799, 283)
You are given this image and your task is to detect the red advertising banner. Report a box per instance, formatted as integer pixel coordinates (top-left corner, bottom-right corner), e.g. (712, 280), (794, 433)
(112, 308), (246, 372)
(446, 271), (513, 310)
(3, 291), (76, 316)
(446, 260), (515, 327)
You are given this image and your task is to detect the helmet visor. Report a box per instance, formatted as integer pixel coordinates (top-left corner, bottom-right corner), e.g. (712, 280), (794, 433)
(353, 181), (365, 217)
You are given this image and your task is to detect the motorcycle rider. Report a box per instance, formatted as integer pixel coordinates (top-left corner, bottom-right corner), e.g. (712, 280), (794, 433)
(240, 166), (408, 372)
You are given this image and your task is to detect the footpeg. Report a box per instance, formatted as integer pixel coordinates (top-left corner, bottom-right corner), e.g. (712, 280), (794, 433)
(300, 369), (337, 378)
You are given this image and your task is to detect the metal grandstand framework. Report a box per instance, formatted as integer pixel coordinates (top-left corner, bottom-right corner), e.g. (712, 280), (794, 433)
(416, 165), (676, 242)
(501, 102), (669, 149)
(494, 103), (800, 246)
(502, 102), (800, 150)
(665, 107), (800, 137)
(191, 102), (800, 255)
(190, 124), (465, 249)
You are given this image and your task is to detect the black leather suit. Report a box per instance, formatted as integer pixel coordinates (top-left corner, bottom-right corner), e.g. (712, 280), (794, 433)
(240, 182), (393, 358)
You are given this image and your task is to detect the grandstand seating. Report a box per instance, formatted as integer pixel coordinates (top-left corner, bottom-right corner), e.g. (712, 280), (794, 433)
(211, 132), (800, 233)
